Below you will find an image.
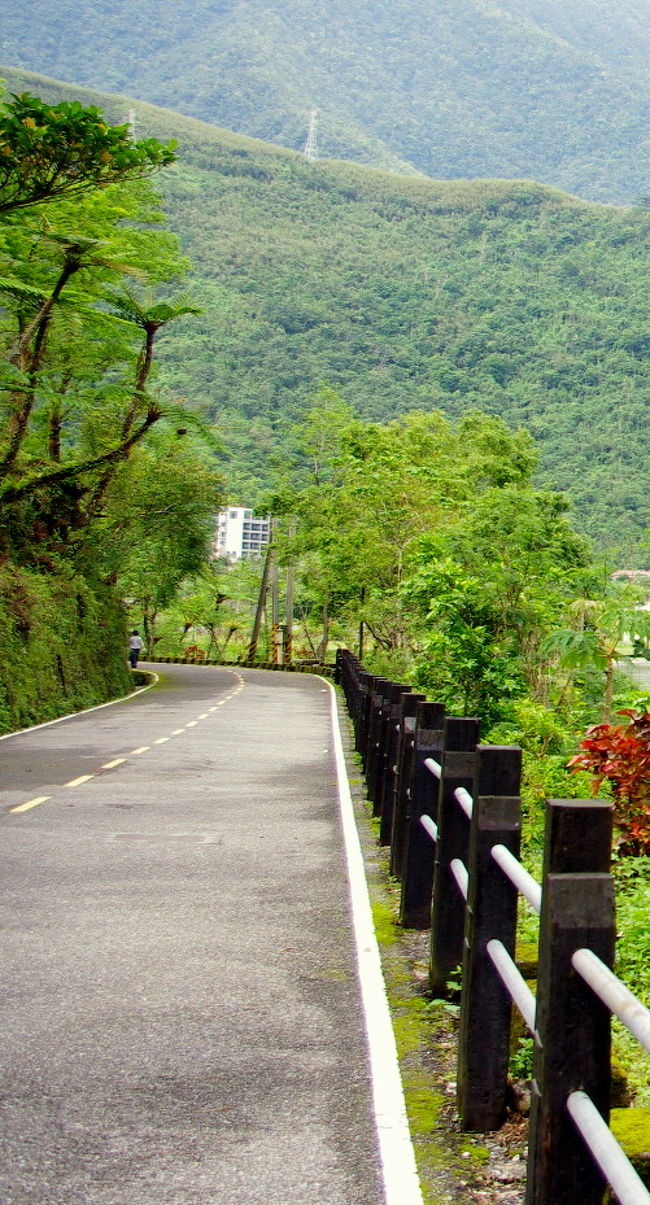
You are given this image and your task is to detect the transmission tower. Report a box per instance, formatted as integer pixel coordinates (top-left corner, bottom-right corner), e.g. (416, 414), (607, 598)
(127, 108), (136, 143)
(303, 109), (319, 161)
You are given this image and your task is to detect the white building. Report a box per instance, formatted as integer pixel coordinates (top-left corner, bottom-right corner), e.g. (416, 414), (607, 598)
(215, 507), (271, 559)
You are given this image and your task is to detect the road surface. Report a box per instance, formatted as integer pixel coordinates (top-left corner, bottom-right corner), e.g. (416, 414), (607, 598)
(0, 664), (421, 1205)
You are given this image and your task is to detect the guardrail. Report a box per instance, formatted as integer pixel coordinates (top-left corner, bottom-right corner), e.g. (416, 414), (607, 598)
(335, 648), (650, 1205)
(144, 654), (335, 676)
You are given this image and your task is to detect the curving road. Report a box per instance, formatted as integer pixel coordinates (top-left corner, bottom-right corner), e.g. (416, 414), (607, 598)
(0, 664), (407, 1205)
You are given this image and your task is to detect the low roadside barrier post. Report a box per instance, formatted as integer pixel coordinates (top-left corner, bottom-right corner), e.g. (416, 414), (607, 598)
(378, 683), (412, 846)
(356, 671), (374, 761)
(366, 678), (391, 807)
(398, 702), (446, 928)
(429, 717), (480, 994)
(525, 799), (615, 1205)
(389, 691), (426, 879)
(457, 744), (522, 1132)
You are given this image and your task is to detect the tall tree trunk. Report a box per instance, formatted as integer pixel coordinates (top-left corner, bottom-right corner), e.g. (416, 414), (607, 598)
(603, 656), (614, 723)
(84, 325), (158, 520)
(1, 260), (79, 478)
(0, 406), (161, 506)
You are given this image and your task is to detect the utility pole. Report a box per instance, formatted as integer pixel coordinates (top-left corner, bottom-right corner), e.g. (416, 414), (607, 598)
(247, 541), (273, 664)
(270, 523), (282, 665)
(303, 109), (319, 161)
(282, 519), (296, 666)
(283, 561), (294, 665)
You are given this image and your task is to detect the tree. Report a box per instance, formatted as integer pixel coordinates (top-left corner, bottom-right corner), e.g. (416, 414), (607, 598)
(0, 170), (202, 548)
(0, 233), (141, 479)
(542, 591), (650, 721)
(92, 431), (224, 646)
(0, 93), (175, 215)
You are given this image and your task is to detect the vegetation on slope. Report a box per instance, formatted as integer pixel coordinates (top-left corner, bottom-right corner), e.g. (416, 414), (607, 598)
(3, 0), (650, 201)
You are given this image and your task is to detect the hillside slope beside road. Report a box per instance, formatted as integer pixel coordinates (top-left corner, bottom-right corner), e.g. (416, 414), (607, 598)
(0, 666), (396, 1205)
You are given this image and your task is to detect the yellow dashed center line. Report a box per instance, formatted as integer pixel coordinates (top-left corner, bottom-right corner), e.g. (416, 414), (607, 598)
(10, 795), (51, 814)
(7, 671), (245, 817)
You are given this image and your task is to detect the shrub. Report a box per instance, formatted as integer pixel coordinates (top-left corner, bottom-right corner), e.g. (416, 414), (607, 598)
(569, 710), (650, 855)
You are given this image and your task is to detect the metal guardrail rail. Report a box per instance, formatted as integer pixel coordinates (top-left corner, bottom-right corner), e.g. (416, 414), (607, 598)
(415, 750), (650, 1205)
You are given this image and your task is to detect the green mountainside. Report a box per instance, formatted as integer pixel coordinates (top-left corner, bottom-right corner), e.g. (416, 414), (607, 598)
(3, 66), (650, 560)
(3, 0), (650, 202)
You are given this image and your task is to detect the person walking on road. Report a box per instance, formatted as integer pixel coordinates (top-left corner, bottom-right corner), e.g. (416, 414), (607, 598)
(128, 630), (144, 668)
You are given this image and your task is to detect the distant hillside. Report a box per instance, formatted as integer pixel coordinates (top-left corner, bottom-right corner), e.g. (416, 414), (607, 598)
(3, 67), (650, 560)
(3, 0), (650, 201)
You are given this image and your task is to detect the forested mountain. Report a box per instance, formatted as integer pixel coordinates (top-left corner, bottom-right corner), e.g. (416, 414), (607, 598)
(3, 66), (650, 560)
(3, 0), (650, 202)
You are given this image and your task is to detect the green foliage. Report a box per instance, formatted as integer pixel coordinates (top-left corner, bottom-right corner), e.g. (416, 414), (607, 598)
(0, 91), (175, 213)
(0, 563), (131, 733)
(0, 91), (220, 730)
(151, 558), (264, 661)
(99, 431), (224, 643)
(570, 710), (650, 855)
(542, 589), (650, 720)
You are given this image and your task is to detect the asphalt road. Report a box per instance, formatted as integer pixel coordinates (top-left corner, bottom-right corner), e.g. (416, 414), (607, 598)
(0, 664), (391, 1205)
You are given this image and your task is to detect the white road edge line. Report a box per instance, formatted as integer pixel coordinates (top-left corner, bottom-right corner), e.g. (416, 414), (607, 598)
(324, 678), (424, 1205)
(0, 664), (244, 743)
(0, 673), (160, 742)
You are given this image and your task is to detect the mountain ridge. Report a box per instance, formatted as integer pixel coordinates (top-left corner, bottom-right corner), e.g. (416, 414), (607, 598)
(3, 0), (650, 201)
(2, 65), (650, 561)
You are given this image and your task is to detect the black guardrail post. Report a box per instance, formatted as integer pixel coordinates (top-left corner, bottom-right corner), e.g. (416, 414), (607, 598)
(356, 671), (375, 766)
(456, 744), (522, 1132)
(429, 717), (480, 994)
(389, 691), (426, 879)
(365, 678), (391, 807)
(525, 799), (615, 1205)
(378, 683), (412, 846)
(398, 702), (446, 928)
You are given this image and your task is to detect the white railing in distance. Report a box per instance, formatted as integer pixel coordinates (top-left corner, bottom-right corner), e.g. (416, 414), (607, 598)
(450, 857), (469, 901)
(454, 786), (473, 819)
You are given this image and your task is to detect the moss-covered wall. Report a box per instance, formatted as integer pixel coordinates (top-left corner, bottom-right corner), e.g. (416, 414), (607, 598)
(0, 565), (132, 734)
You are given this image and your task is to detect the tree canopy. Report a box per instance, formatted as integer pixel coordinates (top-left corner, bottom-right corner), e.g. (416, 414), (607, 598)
(0, 92), (175, 214)
(0, 91), (221, 730)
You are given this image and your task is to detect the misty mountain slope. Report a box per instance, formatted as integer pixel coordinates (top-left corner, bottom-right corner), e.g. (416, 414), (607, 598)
(3, 0), (650, 200)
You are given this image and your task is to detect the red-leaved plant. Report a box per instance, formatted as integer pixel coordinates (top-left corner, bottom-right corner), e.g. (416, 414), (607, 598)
(569, 710), (650, 855)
